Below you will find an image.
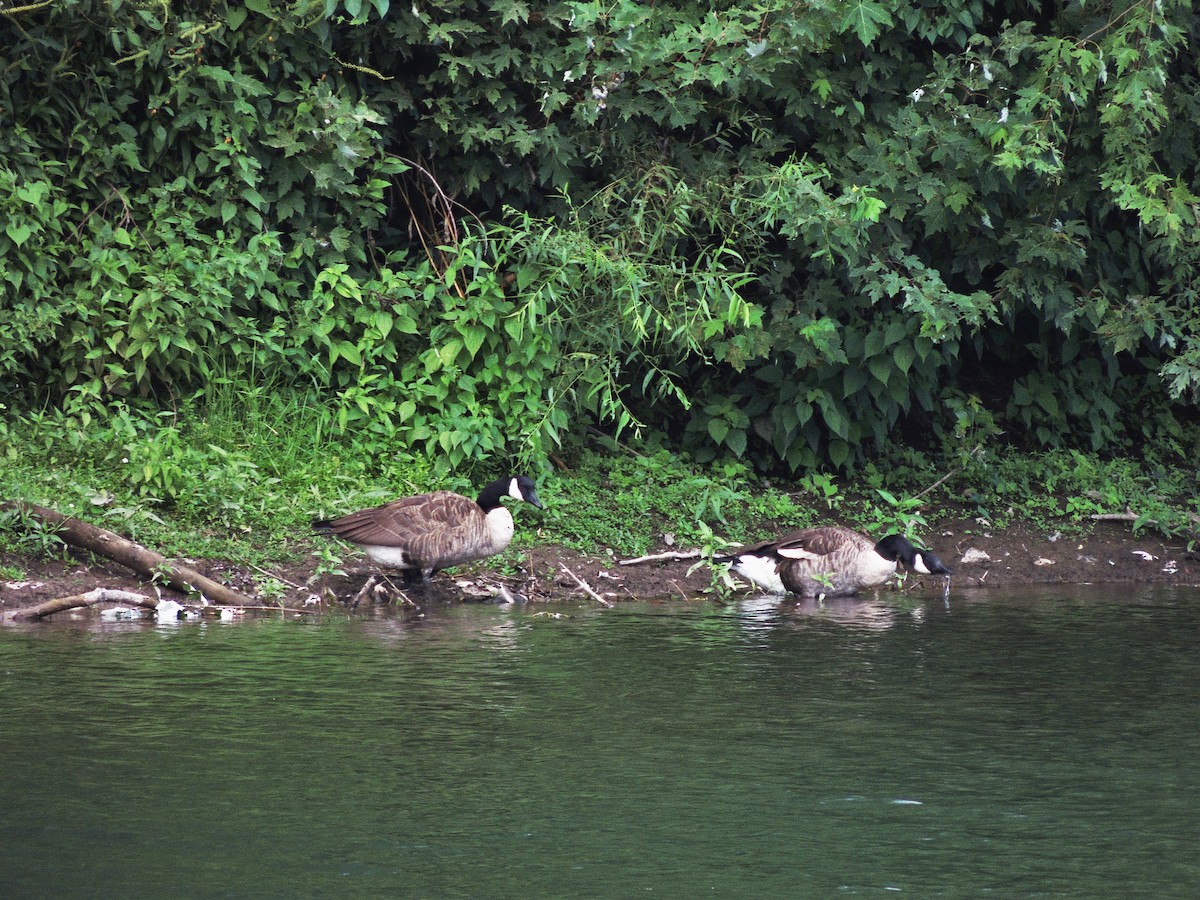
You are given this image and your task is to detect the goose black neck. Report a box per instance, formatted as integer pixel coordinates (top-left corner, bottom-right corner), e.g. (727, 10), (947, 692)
(475, 477), (511, 511)
(873, 533), (916, 564)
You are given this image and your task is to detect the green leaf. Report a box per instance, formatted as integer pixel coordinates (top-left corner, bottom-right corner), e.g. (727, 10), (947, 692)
(708, 418), (730, 444)
(368, 312), (390, 340)
(461, 324), (487, 359)
(867, 355), (892, 385)
(337, 341), (362, 366)
(16, 183), (49, 204)
(864, 329), (885, 357)
(5, 223), (33, 246)
(821, 402), (850, 440)
(893, 343), (916, 374)
(438, 339), (463, 367)
(827, 439), (850, 469)
(495, 0), (531, 26)
(392, 314), (419, 335)
(245, 0), (274, 15)
(842, 368), (869, 397)
(244, 188), (266, 211)
(839, 0), (892, 46)
(725, 429), (747, 457)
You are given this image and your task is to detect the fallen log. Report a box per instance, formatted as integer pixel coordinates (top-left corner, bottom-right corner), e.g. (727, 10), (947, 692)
(9, 588), (157, 622)
(0, 500), (256, 607)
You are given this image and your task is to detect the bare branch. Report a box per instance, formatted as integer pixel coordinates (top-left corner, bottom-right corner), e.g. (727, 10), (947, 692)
(618, 549), (702, 566)
(914, 446), (981, 500)
(9, 588), (156, 622)
(558, 563), (614, 607)
(1089, 508), (1200, 526)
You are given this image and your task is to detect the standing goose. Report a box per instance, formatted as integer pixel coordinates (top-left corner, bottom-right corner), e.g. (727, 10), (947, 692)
(312, 475), (543, 582)
(718, 526), (951, 597)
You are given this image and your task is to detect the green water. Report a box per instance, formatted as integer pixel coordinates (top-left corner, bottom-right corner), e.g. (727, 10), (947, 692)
(2, 585), (1199, 897)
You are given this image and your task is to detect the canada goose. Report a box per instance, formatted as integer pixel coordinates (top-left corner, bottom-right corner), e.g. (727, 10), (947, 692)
(312, 475), (543, 582)
(718, 526), (951, 597)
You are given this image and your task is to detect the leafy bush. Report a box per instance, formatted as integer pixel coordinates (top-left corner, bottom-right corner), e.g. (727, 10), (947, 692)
(3, 0), (1200, 478)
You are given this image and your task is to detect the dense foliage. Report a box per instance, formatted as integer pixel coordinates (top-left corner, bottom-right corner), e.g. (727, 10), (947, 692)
(3, 0), (1199, 477)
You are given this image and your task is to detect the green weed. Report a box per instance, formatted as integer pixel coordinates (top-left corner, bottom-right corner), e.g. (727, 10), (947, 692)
(1, 386), (1197, 571)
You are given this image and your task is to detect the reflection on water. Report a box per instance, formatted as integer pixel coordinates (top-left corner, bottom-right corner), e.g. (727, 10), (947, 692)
(2, 585), (1200, 896)
(736, 591), (905, 631)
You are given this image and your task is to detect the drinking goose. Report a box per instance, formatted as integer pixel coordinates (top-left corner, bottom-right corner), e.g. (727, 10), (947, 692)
(718, 526), (951, 596)
(313, 475), (543, 582)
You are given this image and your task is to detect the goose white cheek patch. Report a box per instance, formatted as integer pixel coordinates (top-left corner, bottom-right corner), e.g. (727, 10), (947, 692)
(913, 554), (932, 575)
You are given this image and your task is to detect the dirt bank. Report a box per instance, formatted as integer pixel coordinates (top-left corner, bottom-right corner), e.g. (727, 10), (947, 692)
(2, 516), (1198, 622)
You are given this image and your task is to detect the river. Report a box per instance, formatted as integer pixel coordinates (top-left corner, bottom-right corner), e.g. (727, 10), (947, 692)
(2, 585), (1198, 896)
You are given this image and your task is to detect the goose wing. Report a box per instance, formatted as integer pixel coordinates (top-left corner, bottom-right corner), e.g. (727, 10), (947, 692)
(325, 491), (483, 552)
(761, 526), (873, 561)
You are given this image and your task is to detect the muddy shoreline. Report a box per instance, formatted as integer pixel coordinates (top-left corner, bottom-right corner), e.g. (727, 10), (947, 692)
(3, 516), (1198, 621)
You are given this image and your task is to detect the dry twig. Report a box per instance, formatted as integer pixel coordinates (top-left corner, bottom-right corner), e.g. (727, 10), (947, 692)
(246, 561), (303, 590)
(913, 446), (981, 500)
(559, 563), (614, 608)
(618, 548), (702, 566)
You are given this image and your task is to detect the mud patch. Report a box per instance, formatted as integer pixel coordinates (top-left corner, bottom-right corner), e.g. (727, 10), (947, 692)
(2, 519), (1198, 621)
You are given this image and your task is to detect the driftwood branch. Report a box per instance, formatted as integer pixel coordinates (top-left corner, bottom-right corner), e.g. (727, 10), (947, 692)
(1, 500), (256, 606)
(1090, 508), (1200, 526)
(1090, 510), (1141, 522)
(558, 563), (614, 608)
(618, 549), (702, 566)
(7, 591), (319, 623)
(9, 588), (157, 622)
